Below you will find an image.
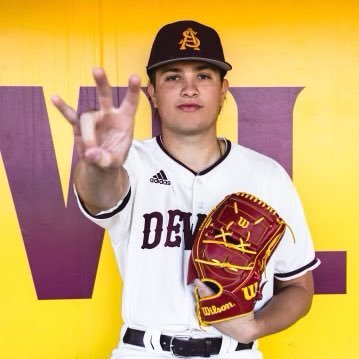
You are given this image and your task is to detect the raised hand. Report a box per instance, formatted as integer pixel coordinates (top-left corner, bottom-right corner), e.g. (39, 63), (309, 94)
(51, 67), (141, 169)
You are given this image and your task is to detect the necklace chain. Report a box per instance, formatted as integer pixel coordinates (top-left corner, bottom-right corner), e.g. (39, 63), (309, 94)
(160, 135), (225, 159)
(217, 138), (225, 158)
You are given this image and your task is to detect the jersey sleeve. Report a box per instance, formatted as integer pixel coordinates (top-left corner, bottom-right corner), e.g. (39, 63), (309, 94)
(270, 165), (320, 280)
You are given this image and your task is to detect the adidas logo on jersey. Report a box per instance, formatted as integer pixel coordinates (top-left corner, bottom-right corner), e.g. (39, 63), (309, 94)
(150, 170), (171, 185)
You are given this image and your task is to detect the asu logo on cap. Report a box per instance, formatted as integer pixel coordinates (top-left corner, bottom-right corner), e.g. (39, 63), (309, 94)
(146, 20), (232, 74)
(179, 28), (200, 51)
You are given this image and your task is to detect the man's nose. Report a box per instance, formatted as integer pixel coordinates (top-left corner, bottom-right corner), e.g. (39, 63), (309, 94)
(181, 77), (199, 97)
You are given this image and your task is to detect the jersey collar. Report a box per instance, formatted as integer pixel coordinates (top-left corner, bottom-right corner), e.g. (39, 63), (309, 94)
(156, 135), (231, 176)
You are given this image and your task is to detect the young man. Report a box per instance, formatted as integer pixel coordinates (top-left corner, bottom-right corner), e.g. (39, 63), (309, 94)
(52, 20), (320, 359)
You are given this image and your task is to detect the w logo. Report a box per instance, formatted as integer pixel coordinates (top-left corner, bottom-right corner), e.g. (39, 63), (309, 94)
(238, 216), (250, 229)
(241, 282), (258, 300)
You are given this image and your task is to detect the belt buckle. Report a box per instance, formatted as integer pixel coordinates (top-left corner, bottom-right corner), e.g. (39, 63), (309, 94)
(169, 335), (192, 358)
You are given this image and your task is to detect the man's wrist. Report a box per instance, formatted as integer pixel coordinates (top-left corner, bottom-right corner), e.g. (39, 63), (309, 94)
(237, 314), (261, 343)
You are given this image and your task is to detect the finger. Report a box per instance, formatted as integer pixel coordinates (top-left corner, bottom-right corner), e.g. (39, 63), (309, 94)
(84, 147), (112, 168)
(51, 95), (78, 125)
(80, 112), (97, 148)
(194, 279), (215, 298)
(92, 67), (113, 112)
(119, 75), (141, 119)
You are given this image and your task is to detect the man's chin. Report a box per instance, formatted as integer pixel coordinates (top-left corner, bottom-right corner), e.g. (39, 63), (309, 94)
(162, 120), (217, 137)
(168, 127), (214, 137)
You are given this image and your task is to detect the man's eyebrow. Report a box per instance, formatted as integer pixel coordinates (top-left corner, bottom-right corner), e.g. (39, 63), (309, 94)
(158, 67), (182, 74)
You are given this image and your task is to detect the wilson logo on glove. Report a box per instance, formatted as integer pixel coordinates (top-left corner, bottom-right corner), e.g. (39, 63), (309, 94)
(201, 301), (236, 316)
(187, 192), (290, 325)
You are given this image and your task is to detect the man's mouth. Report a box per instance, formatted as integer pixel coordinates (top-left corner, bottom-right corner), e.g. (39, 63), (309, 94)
(177, 103), (202, 112)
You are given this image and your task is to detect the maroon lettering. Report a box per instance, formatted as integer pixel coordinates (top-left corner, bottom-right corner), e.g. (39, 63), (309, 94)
(0, 87), (104, 299)
(165, 210), (186, 247)
(142, 212), (163, 249)
(0, 85), (346, 296)
(229, 87), (304, 177)
(183, 213), (207, 250)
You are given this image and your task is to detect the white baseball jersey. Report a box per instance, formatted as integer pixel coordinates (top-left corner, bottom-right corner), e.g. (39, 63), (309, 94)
(76, 136), (320, 359)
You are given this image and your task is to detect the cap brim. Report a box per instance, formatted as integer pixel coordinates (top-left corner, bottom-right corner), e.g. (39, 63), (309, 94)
(146, 57), (232, 73)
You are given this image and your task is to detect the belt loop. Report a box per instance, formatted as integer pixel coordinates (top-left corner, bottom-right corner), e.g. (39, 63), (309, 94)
(219, 334), (231, 355)
(151, 329), (163, 353)
(227, 337), (239, 354)
(143, 328), (162, 353)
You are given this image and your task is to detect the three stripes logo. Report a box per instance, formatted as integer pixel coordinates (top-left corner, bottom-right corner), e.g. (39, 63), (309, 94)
(150, 170), (171, 185)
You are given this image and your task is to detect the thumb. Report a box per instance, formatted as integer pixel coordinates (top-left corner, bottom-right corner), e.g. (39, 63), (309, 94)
(194, 279), (215, 298)
(84, 147), (112, 168)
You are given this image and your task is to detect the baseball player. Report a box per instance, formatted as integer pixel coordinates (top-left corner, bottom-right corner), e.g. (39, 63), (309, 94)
(52, 20), (320, 359)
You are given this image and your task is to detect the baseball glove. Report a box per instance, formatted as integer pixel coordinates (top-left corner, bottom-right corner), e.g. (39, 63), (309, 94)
(188, 192), (287, 325)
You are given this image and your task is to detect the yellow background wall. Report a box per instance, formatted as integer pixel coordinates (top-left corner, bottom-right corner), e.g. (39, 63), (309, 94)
(0, 0), (358, 358)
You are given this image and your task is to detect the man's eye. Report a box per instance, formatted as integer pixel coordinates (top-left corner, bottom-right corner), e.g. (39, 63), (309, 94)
(165, 75), (180, 81)
(198, 74), (211, 80)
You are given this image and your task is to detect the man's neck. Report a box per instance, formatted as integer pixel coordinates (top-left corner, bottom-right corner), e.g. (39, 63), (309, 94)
(160, 132), (223, 173)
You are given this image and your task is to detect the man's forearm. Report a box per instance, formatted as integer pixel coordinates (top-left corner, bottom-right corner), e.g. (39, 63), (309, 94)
(253, 273), (314, 340)
(207, 272), (314, 344)
(74, 160), (129, 215)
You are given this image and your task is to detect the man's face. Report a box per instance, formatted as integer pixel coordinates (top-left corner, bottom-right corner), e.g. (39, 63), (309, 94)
(147, 61), (228, 136)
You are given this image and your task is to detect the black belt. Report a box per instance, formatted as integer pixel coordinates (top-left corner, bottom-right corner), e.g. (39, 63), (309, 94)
(123, 328), (253, 357)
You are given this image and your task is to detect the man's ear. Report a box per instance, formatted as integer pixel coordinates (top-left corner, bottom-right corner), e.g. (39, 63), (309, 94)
(147, 82), (157, 108)
(221, 79), (229, 106)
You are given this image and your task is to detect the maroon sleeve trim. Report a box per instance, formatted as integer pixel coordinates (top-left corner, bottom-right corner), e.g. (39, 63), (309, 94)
(275, 257), (320, 279)
(78, 187), (131, 219)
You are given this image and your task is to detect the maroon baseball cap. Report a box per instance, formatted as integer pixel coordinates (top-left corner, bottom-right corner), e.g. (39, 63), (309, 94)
(146, 20), (232, 75)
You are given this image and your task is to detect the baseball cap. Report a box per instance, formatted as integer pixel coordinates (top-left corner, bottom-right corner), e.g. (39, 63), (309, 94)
(146, 20), (232, 75)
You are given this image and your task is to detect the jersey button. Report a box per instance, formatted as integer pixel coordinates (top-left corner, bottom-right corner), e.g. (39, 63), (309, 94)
(198, 202), (204, 209)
